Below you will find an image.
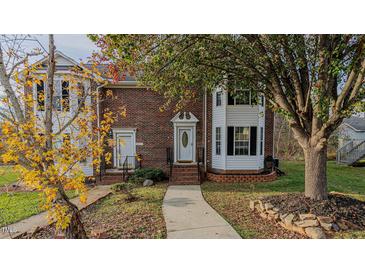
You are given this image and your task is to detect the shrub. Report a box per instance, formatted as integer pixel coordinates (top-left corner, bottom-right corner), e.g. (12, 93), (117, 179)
(128, 168), (165, 184)
(111, 182), (138, 202)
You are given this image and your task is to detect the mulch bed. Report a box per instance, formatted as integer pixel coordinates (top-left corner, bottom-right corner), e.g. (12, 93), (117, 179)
(202, 191), (306, 238)
(262, 193), (365, 230)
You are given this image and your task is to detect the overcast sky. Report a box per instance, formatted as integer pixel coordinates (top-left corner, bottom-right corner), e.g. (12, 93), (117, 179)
(30, 34), (98, 62)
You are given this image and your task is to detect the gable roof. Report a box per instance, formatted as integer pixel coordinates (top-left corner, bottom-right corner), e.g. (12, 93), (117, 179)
(342, 117), (365, 132)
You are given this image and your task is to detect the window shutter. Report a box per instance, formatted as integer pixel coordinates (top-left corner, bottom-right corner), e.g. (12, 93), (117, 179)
(227, 93), (235, 105)
(250, 126), (257, 156)
(227, 126), (234, 155)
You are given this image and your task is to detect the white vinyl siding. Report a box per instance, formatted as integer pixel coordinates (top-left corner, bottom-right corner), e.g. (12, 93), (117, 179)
(212, 88), (266, 171)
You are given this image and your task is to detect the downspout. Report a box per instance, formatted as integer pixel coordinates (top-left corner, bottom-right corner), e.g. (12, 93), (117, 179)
(204, 88), (207, 173)
(96, 83), (108, 181)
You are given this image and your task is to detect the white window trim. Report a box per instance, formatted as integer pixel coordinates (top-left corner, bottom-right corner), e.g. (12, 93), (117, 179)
(227, 89), (252, 106)
(233, 126), (250, 156)
(215, 127), (221, 155)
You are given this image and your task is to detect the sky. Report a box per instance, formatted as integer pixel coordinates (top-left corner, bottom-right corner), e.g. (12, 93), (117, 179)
(29, 34), (98, 62)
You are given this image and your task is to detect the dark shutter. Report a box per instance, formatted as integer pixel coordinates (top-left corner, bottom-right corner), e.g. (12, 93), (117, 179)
(227, 127), (234, 155)
(250, 127), (257, 156)
(227, 93), (235, 105)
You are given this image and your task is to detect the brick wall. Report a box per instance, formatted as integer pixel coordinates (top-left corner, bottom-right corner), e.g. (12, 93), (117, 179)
(207, 171), (277, 183)
(264, 105), (274, 157)
(100, 87), (204, 173)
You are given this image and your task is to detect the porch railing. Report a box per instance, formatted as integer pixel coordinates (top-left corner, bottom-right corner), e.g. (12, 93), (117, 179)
(197, 147), (205, 183)
(122, 155), (142, 181)
(166, 147), (174, 182)
(337, 140), (365, 165)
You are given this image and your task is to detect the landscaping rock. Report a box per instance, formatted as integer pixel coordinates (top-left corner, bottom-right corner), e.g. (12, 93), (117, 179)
(317, 216), (334, 231)
(337, 220), (349, 230)
(258, 200), (265, 212)
(332, 223), (340, 232)
(272, 207), (280, 213)
(90, 229), (109, 239)
(279, 213), (288, 221)
(143, 179), (154, 187)
(291, 225), (306, 235)
(283, 213), (295, 225)
(305, 227), (326, 239)
(299, 213), (317, 220)
(264, 203), (274, 211)
(294, 219), (319, 228)
(249, 200), (258, 211)
(259, 212), (268, 219)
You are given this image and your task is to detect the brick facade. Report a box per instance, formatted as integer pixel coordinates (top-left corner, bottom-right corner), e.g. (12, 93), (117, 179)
(101, 87), (204, 173)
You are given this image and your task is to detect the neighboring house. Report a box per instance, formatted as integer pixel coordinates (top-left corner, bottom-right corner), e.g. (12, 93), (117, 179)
(30, 52), (277, 184)
(338, 117), (365, 148)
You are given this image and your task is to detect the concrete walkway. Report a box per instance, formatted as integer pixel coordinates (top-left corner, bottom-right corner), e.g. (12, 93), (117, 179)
(163, 185), (241, 239)
(0, 185), (112, 239)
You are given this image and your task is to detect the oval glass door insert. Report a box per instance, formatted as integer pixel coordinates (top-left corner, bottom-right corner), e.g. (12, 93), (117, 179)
(182, 131), (188, 147)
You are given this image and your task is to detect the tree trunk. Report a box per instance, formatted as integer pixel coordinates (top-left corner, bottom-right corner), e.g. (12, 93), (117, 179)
(303, 145), (328, 200)
(65, 202), (87, 239)
(63, 198), (88, 239)
(57, 192), (88, 239)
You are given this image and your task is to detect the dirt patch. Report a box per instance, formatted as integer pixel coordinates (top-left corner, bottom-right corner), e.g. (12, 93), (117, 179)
(262, 193), (365, 230)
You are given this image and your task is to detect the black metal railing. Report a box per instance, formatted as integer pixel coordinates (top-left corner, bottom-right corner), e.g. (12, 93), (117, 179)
(197, 147), (205, 183)
(122, 155), (142, 181)
(99, 154), (106, 182)
(166, 147), (174, 182)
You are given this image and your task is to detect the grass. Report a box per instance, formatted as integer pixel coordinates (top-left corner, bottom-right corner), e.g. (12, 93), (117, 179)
(81, 183), (167, 238)
(0, 166), (19, 187)
(30, 183), (168, 239)
(0, 192), (43, 227)
(202, 160), (365, 239)
(0, 190), (77, 227)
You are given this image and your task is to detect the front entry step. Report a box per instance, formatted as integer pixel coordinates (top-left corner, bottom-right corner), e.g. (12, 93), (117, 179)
(170, 164), (200, 185)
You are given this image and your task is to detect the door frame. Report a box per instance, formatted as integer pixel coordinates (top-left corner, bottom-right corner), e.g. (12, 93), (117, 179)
(171, 112), (199, 163)
(112, 128), (136, 168)
(177, 127), (194, 162)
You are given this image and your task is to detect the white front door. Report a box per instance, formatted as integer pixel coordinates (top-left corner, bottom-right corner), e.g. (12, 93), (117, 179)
(178, 128), (193, 162)
(116, 133), (134, 168)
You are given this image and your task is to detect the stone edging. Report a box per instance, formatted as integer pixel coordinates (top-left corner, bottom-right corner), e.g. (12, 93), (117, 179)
(249, 199), (342, 239)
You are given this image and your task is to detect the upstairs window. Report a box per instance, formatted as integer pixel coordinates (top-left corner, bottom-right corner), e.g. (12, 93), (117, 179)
(215, 127), (221, 155)
(216, 92), (222, 106)
(54, 80), (70, 111)
(36, 80), (45, 111)
(62, 81), (70, 111)
(227, 90), (255, 105)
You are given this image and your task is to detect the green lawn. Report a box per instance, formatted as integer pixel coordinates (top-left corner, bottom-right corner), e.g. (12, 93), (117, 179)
(202, 161), (365, 239)
(0, 190), (77, 227)
(0, 166), (19, 187)
(0, 192), (43, 227)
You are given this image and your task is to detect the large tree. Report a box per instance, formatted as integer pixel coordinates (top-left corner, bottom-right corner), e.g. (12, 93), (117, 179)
(90, 34), (365, 200)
